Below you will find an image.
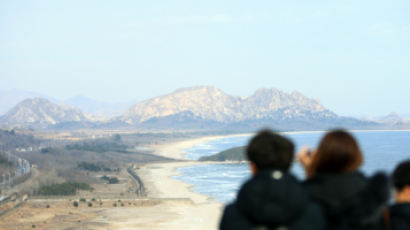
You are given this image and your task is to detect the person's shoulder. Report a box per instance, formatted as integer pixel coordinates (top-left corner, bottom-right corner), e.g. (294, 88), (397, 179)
(302, 170), (369, 197)
(220, 203), (253, 230)
(290, 201), (327, 230)
(389, 203), (410, 230)
(304, 171), (367, 184)
(390, 202), (410, 220)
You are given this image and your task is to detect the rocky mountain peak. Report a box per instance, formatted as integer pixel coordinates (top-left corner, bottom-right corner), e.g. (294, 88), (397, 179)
(0, 98), (94, 128)
(122, 86), (242, 124)
(121, 86), (336, 124)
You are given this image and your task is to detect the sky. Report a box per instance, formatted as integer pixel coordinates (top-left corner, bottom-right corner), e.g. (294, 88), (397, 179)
(0, 0), (409, 117)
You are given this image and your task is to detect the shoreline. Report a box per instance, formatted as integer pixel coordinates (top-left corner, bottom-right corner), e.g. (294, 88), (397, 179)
(127, 129), (410, 229)
(131, 133), (255, 229)
(150, 133), (253, 160)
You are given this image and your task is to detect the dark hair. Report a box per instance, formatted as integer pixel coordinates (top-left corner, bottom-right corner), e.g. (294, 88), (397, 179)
(393, 160), (410, 191)
(246, 129), (294, 171)
(308, 129), (363, 177)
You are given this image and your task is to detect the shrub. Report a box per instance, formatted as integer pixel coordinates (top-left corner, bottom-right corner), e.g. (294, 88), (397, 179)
(73, 201), (78, 207)
(37, 183), (92, 196)
(88, 202), (92, 207)
(80, 198), (86, 203)
(46, 204), (50, 208)
(108, 177), (119, 184)
(0, 155), (12, 167)
(66, 142), (129, 153)
(113, 203), (117, 207)
(101, 176), (119, 184)
(40, 147), (52, 154)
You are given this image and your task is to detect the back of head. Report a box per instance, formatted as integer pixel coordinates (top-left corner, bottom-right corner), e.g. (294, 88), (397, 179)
(246, 129), (294, 171)
(393, 160), (410, 191)
(310, 129), (363, 176)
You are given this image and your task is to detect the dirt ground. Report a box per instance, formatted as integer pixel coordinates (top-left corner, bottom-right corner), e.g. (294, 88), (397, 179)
(0, 199), (167, 230)
(0, 135), (233, 230)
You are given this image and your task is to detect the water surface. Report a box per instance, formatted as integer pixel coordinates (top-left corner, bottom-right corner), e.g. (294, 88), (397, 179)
(176, 131), (410, 203)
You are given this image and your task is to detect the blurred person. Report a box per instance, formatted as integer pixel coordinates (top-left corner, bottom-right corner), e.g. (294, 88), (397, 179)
(383, 160), (410, 230)
(220, 130), (326, 230)
(298, 129), (390, 230)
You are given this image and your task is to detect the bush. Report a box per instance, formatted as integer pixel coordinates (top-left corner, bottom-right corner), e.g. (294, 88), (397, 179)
(40, 147), (52, 154)
(73, 201), (78, 207)
(37, 183), (92, 196)
(77, 162), (112, 172)
(66, 142), (129, 153)
(113, 203), (117, 207)
(91, 198), (96, 202)
(0, 155), (12, 167)
(46, 204), (50, 208)
(88, 202), (92, 207)
(108, 177), (119, 184)
(101, 176), (119, 184)
(80, 198), (86, 203)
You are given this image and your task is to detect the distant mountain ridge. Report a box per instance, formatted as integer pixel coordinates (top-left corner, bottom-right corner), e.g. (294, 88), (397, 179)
(0, 98), (94, 129)
(199, 146), (246, 162)
(0, 89), (54, 115)
(120, 86), (336, 124)
(0, 86), (389, 131)
(0, 90), (133, 118)
(121, 86), (241, 124)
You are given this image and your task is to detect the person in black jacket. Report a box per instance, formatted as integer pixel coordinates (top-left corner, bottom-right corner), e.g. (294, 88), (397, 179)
(298, 129), (390, 230)
(384, 160), (410, 230)
(220, 130), (326, 230)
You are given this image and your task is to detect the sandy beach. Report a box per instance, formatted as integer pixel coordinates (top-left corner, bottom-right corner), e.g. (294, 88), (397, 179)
(120, 134), (250, 229)
(150, 133), (252, 160)
(105, 133), (252, 229)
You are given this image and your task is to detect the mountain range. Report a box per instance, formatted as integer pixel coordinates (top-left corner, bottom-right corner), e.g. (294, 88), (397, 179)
(0, 98), (95, 129)
(0, 86), (406, 131)
(0, 89), (54, 115)
(121, 86), (336, 124)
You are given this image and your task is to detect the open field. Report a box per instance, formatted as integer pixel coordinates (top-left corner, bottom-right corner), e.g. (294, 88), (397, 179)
(0, 162), (224, 230)
(0, 131), (238, 230)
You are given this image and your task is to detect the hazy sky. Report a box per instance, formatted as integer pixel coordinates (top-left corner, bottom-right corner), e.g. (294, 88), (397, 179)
(1, 0), (409, 117)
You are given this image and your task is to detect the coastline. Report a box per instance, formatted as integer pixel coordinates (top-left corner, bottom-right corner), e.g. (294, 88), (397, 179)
(149, 133), (253, 160)
(141, 129), (410, 230)
(3, 130), (408, 229)
(121, 133), (253, 229)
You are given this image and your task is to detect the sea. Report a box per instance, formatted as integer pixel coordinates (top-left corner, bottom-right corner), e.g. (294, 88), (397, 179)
(175, 130), (410, 203)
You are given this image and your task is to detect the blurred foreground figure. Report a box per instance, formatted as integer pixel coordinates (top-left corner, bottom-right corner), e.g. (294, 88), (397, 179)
(299, 129), (390, 230)
(220, 130), (326, 230)
(384, 160), (410, 230)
